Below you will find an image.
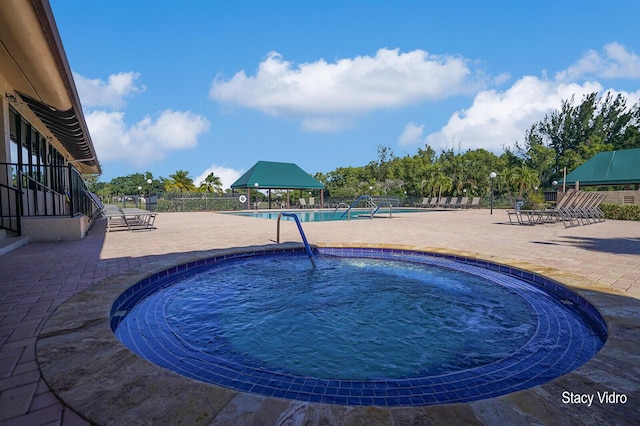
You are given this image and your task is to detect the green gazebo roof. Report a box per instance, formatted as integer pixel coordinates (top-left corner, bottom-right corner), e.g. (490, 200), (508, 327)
(231, 161), (324, 190)
(560, 148), (640, 186)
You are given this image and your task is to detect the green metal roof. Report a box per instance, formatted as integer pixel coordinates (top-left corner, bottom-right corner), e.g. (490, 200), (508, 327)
(561, 148), (640, 186)
(231, 161), (324, 189)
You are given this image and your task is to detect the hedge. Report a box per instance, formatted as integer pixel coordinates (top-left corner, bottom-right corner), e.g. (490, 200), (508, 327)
(599, 203), (640, 221)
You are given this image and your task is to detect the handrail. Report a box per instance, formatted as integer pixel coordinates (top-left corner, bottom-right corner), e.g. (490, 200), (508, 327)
(340, 195), (375, 219)
(0, 181), (21, 235)
(276, 212), (317, 269)
(371, 202), (393, 218)
(328, 202), (349, 220)
(1, 162), (97, 221)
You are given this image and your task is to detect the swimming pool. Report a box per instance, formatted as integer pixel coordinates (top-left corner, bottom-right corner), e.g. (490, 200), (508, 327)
(111, 247), (606, 407)
(228, 208), (423, 222)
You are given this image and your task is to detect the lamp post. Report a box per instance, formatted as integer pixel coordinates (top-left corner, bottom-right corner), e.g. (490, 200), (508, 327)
(146, 179), (153, 210)
(254, 182), (259, 210)
(489, 172), (497, 215)
(137, 186), (142, 209)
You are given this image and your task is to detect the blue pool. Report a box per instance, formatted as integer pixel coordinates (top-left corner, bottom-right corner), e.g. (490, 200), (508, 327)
(111, 247), (607, 406)
(228, 208), (421, 222)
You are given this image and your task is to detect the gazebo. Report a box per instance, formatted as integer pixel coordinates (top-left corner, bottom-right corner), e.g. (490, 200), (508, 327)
(560, 148), (640, 189)
(230, 161), (325, 209)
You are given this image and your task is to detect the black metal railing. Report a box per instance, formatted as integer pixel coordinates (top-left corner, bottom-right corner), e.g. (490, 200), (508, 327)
(0, 163), (99, 236)
(0, 181), (21, 235)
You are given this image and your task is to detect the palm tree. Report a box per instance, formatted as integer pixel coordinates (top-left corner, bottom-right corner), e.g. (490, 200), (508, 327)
(165, 170), (196, 195)
(507, 165), (539, 199)
(198, 172), (223, 194)
(431, 174), (453, 201)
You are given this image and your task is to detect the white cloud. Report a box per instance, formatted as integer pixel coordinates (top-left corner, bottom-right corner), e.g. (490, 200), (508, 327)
(556, 43), (640, 82)
(211, 48), (480, 130)
(425, 42), (640, 154)
(194, 165), (244, 190)
(86, 109), (210, 166)
(398, 122), (425, 146)
(425, 77), (604, 152)
(74, 71), (145, 108)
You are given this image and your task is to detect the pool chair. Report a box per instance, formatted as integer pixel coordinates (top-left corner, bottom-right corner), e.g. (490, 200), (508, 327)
(511, 190), (580, 227)
(446, 197), (461, 208)
(308, 197), (316, 208)
(466, 197), (481, 209)
(584, 192), (607, 224)
(415, 197), (430, 207)
(571, 192), (606, 225)
(436, 197), (451, 208)
(299, 198), (307, 208)
(103, 206), (130, 232)
(121, 208), (157, 231)
(590, 193), (607, 222)
(456, 196), (468, 208)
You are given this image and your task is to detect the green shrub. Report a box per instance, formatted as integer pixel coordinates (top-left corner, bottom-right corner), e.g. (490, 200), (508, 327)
(522, 192), (548, 210)
(600, 203), (640, 221)
(156, 197), (243, 212)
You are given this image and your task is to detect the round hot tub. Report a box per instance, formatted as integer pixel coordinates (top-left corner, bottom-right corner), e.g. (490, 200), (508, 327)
(111, 247), (606, 406)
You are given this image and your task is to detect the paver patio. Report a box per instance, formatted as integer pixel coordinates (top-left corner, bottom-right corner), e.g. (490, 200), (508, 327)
(1, 209), (639, 425)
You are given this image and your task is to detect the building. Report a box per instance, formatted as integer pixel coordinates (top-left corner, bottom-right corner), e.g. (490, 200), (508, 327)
(560, 148), (640, 205)
(0, 0), (100, 243)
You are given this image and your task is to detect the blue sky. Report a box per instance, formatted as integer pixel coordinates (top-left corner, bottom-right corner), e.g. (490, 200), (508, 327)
(50, 0), (640, 188)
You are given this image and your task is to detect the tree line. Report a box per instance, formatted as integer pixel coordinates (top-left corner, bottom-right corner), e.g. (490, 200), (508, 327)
(317, 91), (639, 202)
(88, 91), (639, 204)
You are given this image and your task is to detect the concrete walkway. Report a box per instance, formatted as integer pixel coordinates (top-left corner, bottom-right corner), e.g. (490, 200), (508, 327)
(1, 209), (639, 425)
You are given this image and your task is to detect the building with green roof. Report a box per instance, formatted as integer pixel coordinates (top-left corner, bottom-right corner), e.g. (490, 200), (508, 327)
(560, 148), (640, 188)
(231, 161), (324, 209)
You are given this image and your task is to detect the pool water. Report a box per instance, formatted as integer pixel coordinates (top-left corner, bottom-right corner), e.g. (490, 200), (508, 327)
(161, 257), (533, 379)
(112, 248), (606, 406)
(228, 208), (418, 222)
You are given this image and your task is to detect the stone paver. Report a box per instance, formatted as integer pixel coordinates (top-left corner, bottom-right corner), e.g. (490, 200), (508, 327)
(1, 209), (639, 425)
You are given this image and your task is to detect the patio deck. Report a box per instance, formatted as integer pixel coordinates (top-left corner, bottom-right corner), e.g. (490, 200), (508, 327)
(1, 209), (639, 425)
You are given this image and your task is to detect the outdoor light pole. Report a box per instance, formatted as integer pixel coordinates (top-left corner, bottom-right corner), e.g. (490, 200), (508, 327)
(254, 182), (259, 210)
(146, 179), (153, 210)
(137, 186), (142, 209)
(489, 172), (497, 215)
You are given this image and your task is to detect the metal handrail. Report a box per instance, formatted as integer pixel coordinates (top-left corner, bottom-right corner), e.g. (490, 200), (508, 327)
(340, 195), (375, 220)
(0, 182), (21, 235)
(0, 162), (97, 219)
(276, 212), (317, 269)
(328, 202), (349, 220)
(370, 202), (393, 218)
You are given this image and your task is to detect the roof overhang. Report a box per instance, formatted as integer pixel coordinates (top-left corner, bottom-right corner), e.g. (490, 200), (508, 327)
(560, 148), (640, 187)
(231, 161), (325, 190)
(0, 0), (100, 174)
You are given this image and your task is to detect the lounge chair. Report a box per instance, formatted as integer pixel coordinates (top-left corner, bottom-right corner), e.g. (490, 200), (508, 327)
(557, 191), (585, 227)
(570, 192), (606, 225)
(437, 197), (451, 208)
(466, 197), (480, 209)
(507, 190), (580, 227)
(308, 197), (315, 208)
(415, 197), (430, 208)
(299, 198), (307, 208)
(446, 197), (460, 208)
(121, 208), (157, 231)
(104, 205), (156, 232)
